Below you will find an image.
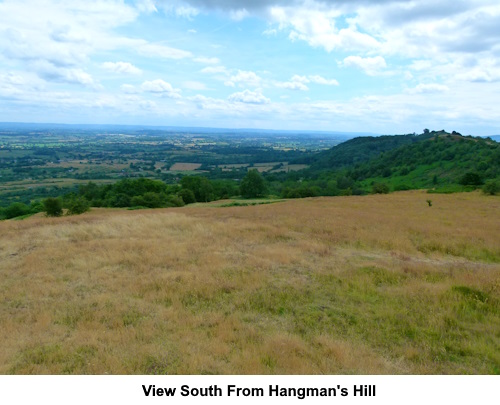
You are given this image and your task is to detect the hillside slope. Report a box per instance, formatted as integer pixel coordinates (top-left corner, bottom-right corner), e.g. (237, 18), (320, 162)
(1, 192), (499, 374)
(351, 133), (500, 189)
(306, 132), (435, 170)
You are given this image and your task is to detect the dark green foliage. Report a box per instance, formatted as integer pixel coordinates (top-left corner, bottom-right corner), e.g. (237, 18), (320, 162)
(459, 172), (483, 186)
(311, 133), (433, 171)
(3, 202), (31, 219)
(240, 169), (267, 198)
(180, 176), (214, 202)
(483, 180), (500, 195)
(165, 195), (185, 207)
(43, 197), (63, 217)
(66, 197), (90, 215)
(178, 189), (196, 204)
(372, 183), (390, 194)
(281, 185), (320, 198)
(314, 132), (499, 192)
(130, 192), (164, 208)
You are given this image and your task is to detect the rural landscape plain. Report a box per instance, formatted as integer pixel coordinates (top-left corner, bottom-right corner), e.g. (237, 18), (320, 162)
(1, 0), (500, 377)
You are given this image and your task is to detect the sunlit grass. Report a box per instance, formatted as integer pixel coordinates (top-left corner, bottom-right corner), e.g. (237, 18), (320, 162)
(0, 191), (499, 374)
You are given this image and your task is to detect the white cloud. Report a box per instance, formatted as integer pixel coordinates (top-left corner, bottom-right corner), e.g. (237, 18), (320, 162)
(141, 79), (182, 98)
(224, 70), (262, 88)
(201, 66), (228, 74)
(102, 61), (142, 75)
(193, 57), (220, 64)
(120, 84), (139, 94)
(275, 75), (309, 91)
(228, 89), (270, 104)
(135, 0), (158, 13)
(406, 83), (449, 94)
(340, 55), (387, 76)
(269, 6), (379, 53)
(138, 43), (192, 59)
(183, 80), (209, 90)
(34, 60), (96, 86)
(263, 28), (277, 36)
(308, 75), (339, 86)
(230, 9), (250, 21)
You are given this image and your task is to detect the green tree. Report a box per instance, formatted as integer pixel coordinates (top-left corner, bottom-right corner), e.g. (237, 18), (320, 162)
(178, 189), (196, 204)
(459, 172), (483, 186)
(483, 180), (500, 195)
(66, 197), (90, 215)
(180, 176), (214, 202)
(43, 197), (63, 217)
(240, 169), (267, 198)
(372, 183), (390, 194)
(4, 202), (31, 219)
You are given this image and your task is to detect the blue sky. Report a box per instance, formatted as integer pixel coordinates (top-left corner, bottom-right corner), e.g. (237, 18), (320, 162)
(1, 0), (500, 135)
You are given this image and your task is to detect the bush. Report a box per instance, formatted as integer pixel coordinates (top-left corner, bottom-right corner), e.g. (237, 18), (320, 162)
(459, 172), (483, 186)
(178, 188), (196, 204)
(67, 197), (90, 215)
(166, 195), (185, 207)
(372, 183), (390, 194)
(482, 180), (500, 195)
(43, 197), (63, 217)
(4, 202), (31, 219)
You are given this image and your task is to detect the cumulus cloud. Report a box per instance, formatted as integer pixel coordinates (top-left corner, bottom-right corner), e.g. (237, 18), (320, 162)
(340, 55), (387, 76)
(308, 75), (339, 86)
(224, 70), (262, 88)
(201, 66), (228, 74)
(183, 80), (209, 90)
(228, 89), (270, 104)
(276, 75), (309, 91)
(406, 83), (449, 94)
(120, 84), (139, 94)
(102, 61), (142, 75)
(33, 60), (96, 86)
(138, 43), (192, 59)
(193, 57), (220, 64)
(141, 79), (182, 98)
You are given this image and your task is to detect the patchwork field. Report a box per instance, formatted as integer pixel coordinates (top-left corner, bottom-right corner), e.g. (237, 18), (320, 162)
(168, 163), (203, 171)
(0, 191), (499, 374)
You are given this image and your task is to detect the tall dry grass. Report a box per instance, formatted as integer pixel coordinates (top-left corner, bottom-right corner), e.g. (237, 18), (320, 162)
(0, 191), (499, 374)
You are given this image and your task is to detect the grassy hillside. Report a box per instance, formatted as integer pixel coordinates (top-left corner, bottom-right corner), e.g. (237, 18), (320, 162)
(281, 131), (500, 197)
(1, 192), (499, 374)
(352, 133), (500, 191)
(307, 132), (434, 170)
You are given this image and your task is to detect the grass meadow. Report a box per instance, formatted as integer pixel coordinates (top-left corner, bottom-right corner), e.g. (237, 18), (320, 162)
(0, 191), (499, 374)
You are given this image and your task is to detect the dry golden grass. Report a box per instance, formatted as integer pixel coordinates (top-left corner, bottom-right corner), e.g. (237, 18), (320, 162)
(0, 190), (499, 374)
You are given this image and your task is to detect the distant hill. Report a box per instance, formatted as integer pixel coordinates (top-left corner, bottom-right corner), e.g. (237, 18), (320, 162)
(305, 132), (436, 170)
(295, 130), (500, 193)
(344, 132), (499, 190)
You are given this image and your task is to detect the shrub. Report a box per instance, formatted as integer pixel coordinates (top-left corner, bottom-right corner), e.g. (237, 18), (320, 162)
(459, 172), (483, 186)
(166, 195), (185, 207)
(482, 180), (499, 196)
(67, 197), (90, 215)
(178, 188), (196, 204)
(43, 197), (63, 217)
(4, 202), (31, 219)
(372, 183), (390, 194)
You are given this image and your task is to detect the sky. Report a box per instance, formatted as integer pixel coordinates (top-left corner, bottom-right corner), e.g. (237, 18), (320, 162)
(1, 0), (500, 135)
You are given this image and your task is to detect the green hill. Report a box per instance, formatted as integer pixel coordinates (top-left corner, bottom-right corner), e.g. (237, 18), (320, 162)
(348, 132), (499, 192)
(307, 132), (435, 171)
(278, 131), (500, 197)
